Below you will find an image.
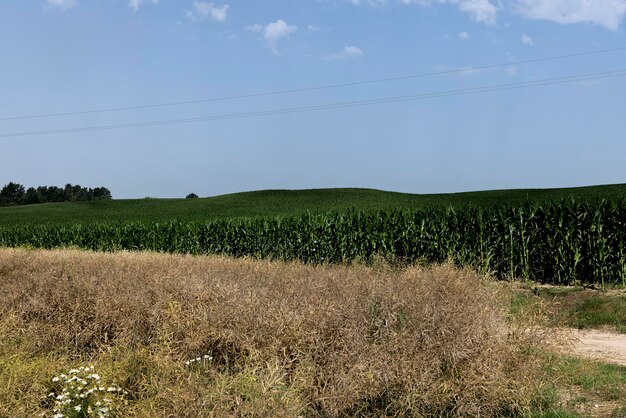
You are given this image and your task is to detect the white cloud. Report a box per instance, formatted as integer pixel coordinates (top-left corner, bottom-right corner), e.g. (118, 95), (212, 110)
(348, 0), (626, 30)
(46, 0), (76, 10)
(400, 0), (498, 24)
(349, 0), (388, 6)
(521, 33), (534, 45)
(515, 0), (626, 31)
(399, 0), (439, 4)
(324, 45), (364, 60)
(458, 30), (470, 39)
(457, 67), (483, 76)
(247, 24), (263, 31)
(307, 24), (332, 34)
(436, 64), (483, 76)
(506, 66), (518, 76)
(129, 0), (158, 12)
(187, 2), (229, 22)
(248, 20), (298, 55)
(456, 0), (498, 23)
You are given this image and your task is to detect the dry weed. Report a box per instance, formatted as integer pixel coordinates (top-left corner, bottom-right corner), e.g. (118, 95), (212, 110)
(0, 248), (549, 417)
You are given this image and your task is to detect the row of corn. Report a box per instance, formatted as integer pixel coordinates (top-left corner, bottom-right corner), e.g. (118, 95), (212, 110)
(1, 200), (625, 285)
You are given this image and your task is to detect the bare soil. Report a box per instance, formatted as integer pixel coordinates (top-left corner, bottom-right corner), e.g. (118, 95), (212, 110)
(565, 328), (626, 367)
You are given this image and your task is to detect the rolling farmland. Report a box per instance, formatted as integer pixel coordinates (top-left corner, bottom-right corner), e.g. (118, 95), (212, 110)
(2, 188), (626, 416)
(1, 183), (626, 226)
(1, 184), (625, 285)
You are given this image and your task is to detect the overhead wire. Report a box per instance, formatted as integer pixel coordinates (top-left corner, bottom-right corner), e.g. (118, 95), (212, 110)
(1, 45), (626, 122)
(1, 68), (625, 138)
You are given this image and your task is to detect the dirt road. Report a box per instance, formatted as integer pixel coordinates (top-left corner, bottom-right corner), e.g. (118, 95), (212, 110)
(566, 329), (626, 367)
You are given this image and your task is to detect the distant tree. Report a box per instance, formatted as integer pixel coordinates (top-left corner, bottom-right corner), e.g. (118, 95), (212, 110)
(0, 182), (25, 206)
(64, 184), (76, 202)
(91, 187), (112, 200)
(24, 187), (41, 205)
(64, 183), (89, 202)
(186, 193), (199, 199)
(1, 183), (111, 206)
(36, 186), (50, 203)
(47, 186), (65, 202)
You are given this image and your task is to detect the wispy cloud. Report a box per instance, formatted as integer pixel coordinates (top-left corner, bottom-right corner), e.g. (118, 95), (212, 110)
(348, 0), (388, 6)
(129, 0), (158, 12)
(247, 20), (298, 55)
(186, 2), (229, 22)
(435, 64), (484, 77)
(323, 45), (364, 60)
(458, 31), (470, 40)
(521, 33), (534, 45)
(350, 0), (626, 30)
(399, 0), (498, 24)
(506, 66), (518, 76)
(46, 0), (76, 11)
(514, 0), (626, 31)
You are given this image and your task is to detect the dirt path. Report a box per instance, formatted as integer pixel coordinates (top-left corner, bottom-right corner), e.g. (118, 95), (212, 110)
(565, 328), (626, 367)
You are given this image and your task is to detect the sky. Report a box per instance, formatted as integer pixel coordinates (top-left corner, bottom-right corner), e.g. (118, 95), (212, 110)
(1, 0), (625, 198)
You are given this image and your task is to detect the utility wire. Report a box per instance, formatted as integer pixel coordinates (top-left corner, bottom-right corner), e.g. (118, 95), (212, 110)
(1, 45), (626, 122)
(1, 68), (625, 139)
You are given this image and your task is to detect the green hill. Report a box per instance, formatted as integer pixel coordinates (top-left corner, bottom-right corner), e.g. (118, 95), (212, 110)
(1, 184), (625, 227)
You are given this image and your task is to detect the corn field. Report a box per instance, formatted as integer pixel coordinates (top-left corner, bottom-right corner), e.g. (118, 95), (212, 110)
(1, 200), (625, 285)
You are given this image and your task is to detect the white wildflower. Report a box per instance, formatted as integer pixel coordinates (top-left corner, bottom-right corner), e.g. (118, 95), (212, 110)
(49, 365), (126, 418)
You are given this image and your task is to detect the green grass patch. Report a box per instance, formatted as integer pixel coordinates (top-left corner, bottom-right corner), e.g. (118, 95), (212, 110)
(533, 354), (626, 417)
(555, 357), (626, 400)
(545, 355), (626, 406)
(512, 286), (626, 333)
(572, 296), (626, 333)
(532, 411), (581, 418)
(1, 184), (626, 226)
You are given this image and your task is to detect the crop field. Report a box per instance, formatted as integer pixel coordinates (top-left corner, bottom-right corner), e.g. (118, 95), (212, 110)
(1, 198), (625, 286)
(1, 184), (625, 226)
(2, 185), (626, 416)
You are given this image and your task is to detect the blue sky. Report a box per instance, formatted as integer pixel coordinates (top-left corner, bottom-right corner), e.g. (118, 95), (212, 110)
(1, 0), (625, 198)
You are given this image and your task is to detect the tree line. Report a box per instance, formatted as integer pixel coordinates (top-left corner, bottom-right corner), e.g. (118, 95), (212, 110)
(0, 182), (112, 207)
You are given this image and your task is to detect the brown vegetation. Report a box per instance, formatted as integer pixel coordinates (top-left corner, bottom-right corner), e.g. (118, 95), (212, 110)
(0, 248), (550, 417)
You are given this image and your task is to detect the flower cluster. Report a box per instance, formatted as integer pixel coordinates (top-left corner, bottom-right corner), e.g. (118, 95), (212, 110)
(48, 366), (127, 418)
(184, 354), (213, 366)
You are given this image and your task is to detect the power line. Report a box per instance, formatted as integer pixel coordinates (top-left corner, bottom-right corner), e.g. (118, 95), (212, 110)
(1, 68), (625, 139)
(1, 45), (626, 122)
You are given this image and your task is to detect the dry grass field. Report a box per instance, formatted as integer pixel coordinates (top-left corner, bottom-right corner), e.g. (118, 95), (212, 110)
(0, 248), (570, 417)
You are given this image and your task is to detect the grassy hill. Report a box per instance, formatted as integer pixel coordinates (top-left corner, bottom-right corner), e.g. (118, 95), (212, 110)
(1, 184), (625, 227)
